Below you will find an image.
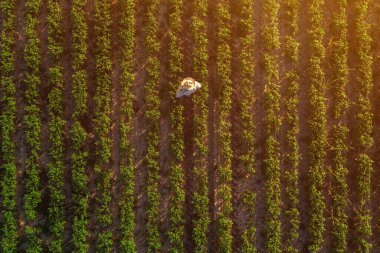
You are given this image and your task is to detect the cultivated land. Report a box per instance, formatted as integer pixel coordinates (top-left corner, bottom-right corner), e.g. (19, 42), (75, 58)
(1, 0), (380, 252)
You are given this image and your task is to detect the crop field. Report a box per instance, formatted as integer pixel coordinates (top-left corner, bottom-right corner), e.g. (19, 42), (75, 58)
(1, 0), (380, 252)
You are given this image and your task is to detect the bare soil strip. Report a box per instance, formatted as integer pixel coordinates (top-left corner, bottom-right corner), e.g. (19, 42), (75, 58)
(296, 0), (313, 250)
(251, 0), (266, 250)
(133, 2), (148, 251)
(230, 2), (245, 251)
(157, 0), (171, 250)
(85, 0), (97, 251)
(61, 0), (75, 250)
(206, 0), (218, 250)
(182, 1), (195, 252)
(346, 1), (361, 250)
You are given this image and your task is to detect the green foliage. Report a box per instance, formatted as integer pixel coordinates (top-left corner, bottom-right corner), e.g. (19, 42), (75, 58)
(93, 0), (113, 251)
(25, 227), (42, 253)
(46, 1), (65, 252)
(119, 0), (137, 251)
(167, 0), (185, 252)
(353, 1), (373, 252)
(144, 0), (161, 251)
(0, 1), (17, 251)
(70, 0), (89, 252)
(329, 0), (349, 252)
(24, 0), (43, 251)
(1, 1), (379, 252)
(238, 0), (256, 252)
(282, 0), (300, 252)
(191, 0), (209, 252)
(215, 0), (233, 252)
(262, 0), (281, 252)
(306, 0), (327, 252)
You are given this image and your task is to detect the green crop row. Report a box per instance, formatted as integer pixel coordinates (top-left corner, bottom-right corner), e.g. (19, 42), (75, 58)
(0, 0), (17, 252)
(353, 1), (373, 252)
(119, 0), (136, 251)
(282, 0), (300, 252)
(306, 0), (326, 252)
(93, 0), (113, 251)
(238, 0), (256, 252)
(167, 0), (185, 252)
(144, 0), (161, 251)
(262, 0), (281, 252)
(329, 0), (349, 252)
(70, 0), (89, 251)
(215, 0), (233, 252)
(191, 0), (209, 252)
(24, 0), (43, 251)
(46, 1), (65, 252)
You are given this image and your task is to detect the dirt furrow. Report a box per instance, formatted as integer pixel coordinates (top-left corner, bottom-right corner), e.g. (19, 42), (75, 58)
(206, 0), (218, 250)
(85, 0), (97, 251)
(251, 0), (266, 251)
(132, 1), (148, 251)
(157, 0), (171, 251)
(346, 1), (362, 251)
(296, 0), (313, 250)
(182, 1), (195, 252)
(61, 0), (74, 250)
(230, 1), (245, 251)
(38, 0), (49, 249)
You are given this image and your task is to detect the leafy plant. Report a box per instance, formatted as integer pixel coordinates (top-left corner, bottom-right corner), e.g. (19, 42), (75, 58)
(307, 0), (327, 252)
(215, 0), (233, 252)
(47, 1), (65, 251)
(238, 0), (256, 252)
(262, 0), (281, 252)
(0, 0), (18, 251)
(24, 0), (43, 251)
(282, 0), (300, 252)
(329, 0), (349, 252)
(119, 0), (137, 251)
(144, 0), (162, 251)
(93, 0), (113, 251)
(191, 0), (210, 252)
(353, 1), (373, 252)
(167, 0), (185, 252)
(70, 0), (90, 252)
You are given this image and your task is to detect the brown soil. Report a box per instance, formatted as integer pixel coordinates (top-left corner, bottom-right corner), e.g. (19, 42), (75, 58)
(132, 1), (148, 252)
(230, 2), (244, 251)
(206, 0), (218, 250)
(157, 0), (171, 251)
(251, 0), (266, 250)
(296, 1), (315, 251)
(181, 1), (195, 252)
(346, 2), (361, 252)
(38, 0), (49, 250)
(61, 0), (74, 251)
